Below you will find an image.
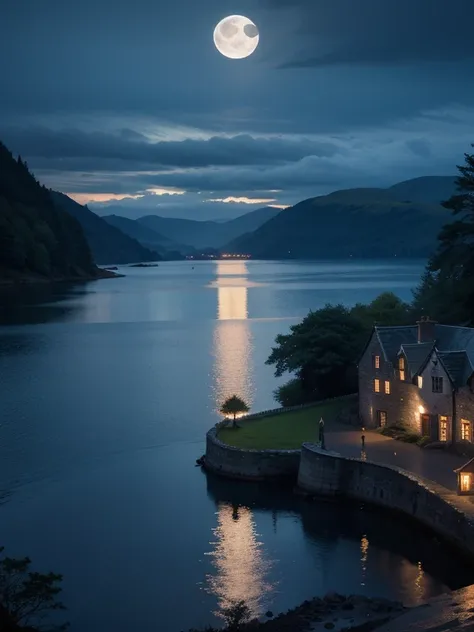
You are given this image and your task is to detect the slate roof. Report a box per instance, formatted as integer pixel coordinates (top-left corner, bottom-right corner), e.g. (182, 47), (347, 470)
(438, 351), (473, 388)
(375, 326), (417, 363)
(399, 342), (434, 377)
(373, 323), (474, 387)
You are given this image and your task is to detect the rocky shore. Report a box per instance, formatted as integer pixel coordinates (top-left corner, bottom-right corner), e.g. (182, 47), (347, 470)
(189, 594), (407, 632)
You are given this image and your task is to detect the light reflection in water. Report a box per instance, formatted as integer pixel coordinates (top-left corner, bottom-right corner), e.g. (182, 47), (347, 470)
(212, 261), (254, 412)
(360, 535), (369, 587)
(205, 504), (274, 619)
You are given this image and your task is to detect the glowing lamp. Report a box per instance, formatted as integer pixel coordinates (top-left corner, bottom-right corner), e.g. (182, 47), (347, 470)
(455, 459), (474, 495)
(418, 406), (425, 414)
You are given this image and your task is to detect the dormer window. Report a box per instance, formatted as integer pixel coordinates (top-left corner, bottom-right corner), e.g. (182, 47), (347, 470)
(417, 375), (423, 389)
(399, 357), (405, 381)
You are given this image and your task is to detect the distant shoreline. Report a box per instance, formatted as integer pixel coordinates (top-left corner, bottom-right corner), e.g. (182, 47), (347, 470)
(0, 266), (123, 287)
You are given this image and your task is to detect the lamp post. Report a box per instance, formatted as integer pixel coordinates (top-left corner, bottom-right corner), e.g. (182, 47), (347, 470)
(319, 417), (325, 450)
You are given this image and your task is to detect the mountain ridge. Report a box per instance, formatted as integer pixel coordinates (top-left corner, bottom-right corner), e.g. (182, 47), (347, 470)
(51, 192), (161, 265)
(0, 142), (102, 283)
(226, 176), (457, 259)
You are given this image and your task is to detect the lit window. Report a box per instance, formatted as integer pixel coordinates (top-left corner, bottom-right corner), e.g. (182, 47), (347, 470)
(400, 370), (405, 381)
(384, 381), (390, 394)
(461, 473), (472, 493)
(374, 379), (380, 393)
(398, 357), (405, 370)
(417, 375), (423, 389)
(374, 355), (380, 369)
(439, 416), (448, 442)
(462, 420), (472, 442)
(432, 376), (443, 393)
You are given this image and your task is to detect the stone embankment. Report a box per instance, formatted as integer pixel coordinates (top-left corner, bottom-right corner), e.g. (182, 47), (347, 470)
(204, 426), (301, 480)
(298, 444), (474, 558)
(204, 395), (358, 480)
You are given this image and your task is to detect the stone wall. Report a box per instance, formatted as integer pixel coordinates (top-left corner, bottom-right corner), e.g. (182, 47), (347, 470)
(298, 444), (474, 557)
(205, 427), (301, 481)
(455, 387), (474, 446)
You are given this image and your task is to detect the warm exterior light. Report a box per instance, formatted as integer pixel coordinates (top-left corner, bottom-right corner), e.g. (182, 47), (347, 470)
(418, 405), (425, 414)
(461, 473), (471, 492)
(417, 376), (423, 389)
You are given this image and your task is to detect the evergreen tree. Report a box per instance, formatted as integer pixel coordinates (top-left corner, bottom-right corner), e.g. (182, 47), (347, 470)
(414, 146), (474, 324)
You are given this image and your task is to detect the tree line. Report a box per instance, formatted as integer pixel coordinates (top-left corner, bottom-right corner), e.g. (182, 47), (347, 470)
(267, 145), (474, 406)
(0, 141), (95, 280)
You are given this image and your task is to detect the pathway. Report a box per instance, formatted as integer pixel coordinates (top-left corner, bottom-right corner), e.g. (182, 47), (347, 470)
(324, 424), (468, 492)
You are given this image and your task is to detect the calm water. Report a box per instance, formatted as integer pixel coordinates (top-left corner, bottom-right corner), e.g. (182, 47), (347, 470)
(0, 260), (472, 632)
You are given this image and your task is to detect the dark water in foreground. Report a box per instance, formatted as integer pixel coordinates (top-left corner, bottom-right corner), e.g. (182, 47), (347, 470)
(0, 260), (472, 632)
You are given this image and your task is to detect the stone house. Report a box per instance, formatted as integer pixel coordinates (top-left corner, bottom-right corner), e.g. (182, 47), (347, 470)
(358, 317), (474, 445)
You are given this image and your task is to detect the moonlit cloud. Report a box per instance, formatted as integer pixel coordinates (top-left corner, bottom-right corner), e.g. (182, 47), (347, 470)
(0, 0), (473, 219)
(206, 197), (278, 205)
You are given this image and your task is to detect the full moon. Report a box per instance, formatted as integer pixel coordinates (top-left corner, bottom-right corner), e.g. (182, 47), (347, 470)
(213, 15), (259, 59)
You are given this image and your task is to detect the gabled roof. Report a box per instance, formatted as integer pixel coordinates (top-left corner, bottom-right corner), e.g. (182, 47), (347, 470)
(399, 342), (434, 377)
(438, 351), (473, 388)
(375, 326), (417, 363)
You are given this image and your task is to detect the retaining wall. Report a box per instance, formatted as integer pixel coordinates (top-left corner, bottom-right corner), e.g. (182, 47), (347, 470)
(298, 443), (474, 557)
(205, 427), (300, 481)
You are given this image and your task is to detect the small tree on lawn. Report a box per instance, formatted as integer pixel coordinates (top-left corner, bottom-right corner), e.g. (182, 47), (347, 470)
(0, 546), (68, 631)
(220, 396), (249, 428)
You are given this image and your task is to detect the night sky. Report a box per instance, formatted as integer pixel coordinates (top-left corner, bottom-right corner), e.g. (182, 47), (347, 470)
(1, 0), (474, 219)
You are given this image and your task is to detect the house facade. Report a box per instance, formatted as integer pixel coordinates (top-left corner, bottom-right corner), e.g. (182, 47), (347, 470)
(358, 317), (474, 445)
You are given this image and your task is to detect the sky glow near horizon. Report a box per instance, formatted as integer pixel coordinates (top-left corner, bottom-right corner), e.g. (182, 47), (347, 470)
(0, 0), (473, 219)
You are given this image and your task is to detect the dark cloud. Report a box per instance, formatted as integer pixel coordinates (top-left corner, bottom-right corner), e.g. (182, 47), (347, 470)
(0, 126), (341, 170)
(268, 0), (474, 68)
(0, 0), (473, 220)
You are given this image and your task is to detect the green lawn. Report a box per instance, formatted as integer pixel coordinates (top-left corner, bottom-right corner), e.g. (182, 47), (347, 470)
(217, 398), (352, 450)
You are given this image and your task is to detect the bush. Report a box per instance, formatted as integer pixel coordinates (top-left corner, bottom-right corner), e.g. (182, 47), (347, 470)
(222, 601), (252, 631)
(274, 379), (316, 407)
(417, 435), (432, 447)
(398, 433), (420, 444)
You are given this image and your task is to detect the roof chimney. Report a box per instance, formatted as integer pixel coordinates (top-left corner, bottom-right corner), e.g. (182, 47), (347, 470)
(417, 315), (437, 343)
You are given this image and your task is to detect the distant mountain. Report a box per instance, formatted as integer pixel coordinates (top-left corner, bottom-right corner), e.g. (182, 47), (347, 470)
(388, 176), (457, 205)
(102, 214), (191, 256)
(51, 193), (161, 265)
(226, 177), (457, 259)
(0, 142), (99, 282)
(136, 206), (282, 249)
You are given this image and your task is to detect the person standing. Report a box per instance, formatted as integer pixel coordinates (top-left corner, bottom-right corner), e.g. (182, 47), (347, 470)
(319, 417), (326, 450)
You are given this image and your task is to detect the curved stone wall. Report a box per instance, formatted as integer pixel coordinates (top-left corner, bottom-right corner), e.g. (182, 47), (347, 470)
(205, 427), (300, 481)
(298, 443), (474, 557)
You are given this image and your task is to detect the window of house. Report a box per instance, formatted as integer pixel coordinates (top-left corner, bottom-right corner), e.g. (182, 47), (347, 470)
(377, 410), (387, 428)
(462, 420), (472, 442)
(384, 380), (390, 394)
(417, 375), (423, 389)
(374, 379), (380, 393)
(374, 355), (380, 369)
(432, 376), (443, 393)
(461, 473), (472, 493)
(398, 357), (405, 381)
(439, 416), (448, 442)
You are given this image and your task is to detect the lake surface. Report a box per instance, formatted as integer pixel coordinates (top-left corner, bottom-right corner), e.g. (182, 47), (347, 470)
(0, 259), (472, 632)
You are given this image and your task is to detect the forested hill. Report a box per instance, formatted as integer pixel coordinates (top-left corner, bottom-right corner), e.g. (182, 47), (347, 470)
(51, 192), (161, 265)
(226, 178), (456, 259)
(0, 142), (97, 282)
